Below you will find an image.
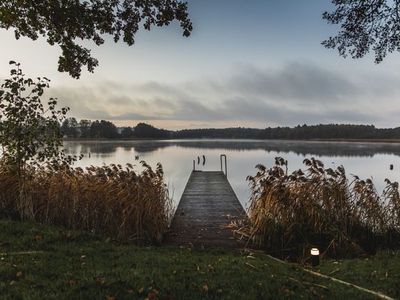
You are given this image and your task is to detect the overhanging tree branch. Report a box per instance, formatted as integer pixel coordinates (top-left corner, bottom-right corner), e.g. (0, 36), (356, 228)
(323, 0), (400, 63)
(0, 0), (193, 78)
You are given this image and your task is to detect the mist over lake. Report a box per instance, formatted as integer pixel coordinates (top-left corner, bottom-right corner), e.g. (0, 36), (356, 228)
(63, 139), (400, 209)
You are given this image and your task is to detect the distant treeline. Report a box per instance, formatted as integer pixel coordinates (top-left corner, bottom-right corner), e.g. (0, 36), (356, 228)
(61, 118), (400, 140)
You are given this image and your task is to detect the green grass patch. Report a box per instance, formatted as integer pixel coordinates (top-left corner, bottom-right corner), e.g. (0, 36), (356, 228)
(319, 251), (400, 299)
(0, 219), (398, 299)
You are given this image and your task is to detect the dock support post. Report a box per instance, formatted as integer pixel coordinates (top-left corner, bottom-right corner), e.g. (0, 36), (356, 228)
(220, 154), (227, 177)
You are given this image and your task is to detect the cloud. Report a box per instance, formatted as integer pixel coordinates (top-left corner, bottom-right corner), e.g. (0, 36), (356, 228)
(228, 63), (358, 102)
(47, 62), (400, 128)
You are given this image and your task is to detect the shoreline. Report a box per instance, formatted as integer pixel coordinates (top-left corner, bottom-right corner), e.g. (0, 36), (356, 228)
(63, 137), (400, 144)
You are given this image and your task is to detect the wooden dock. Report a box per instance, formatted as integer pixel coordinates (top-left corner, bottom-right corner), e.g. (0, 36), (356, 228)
(166, 170), (247, 249)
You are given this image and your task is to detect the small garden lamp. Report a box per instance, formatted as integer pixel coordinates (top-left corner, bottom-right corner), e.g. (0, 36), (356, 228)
(310, 248), (320, 267)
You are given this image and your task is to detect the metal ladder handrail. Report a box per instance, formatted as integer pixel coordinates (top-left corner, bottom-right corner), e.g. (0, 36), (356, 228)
(192, 155), (227, 175)
(220, 154), (227, 176)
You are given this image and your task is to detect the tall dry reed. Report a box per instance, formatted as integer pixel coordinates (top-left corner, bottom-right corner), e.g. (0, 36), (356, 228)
(245, 157), (400, 261)
(0, 161), (171, 244)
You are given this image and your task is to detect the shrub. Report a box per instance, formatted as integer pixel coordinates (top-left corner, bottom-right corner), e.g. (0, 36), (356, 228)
(0, 161), (171, 244)
(245, 157), (400, 261)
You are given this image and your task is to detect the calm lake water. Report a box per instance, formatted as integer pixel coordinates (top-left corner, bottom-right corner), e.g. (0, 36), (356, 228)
(63, 139), (400, 210)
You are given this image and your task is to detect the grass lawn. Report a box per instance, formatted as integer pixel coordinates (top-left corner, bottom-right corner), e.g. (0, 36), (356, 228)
(0, 219), (398, 299)
(318, 251), (400, 299)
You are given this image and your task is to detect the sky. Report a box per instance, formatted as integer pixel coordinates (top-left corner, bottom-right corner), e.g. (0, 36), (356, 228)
(1, 0), (400, 129)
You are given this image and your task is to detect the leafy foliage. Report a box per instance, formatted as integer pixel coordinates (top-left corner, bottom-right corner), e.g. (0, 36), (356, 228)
(0, 0), (193, 78)
(323, 0), (400, 63)
(134, 122), (171, 139)
(175, 124), (391, 140)
(89, 120), (119, 139)
(61, 117), (79, 138)
(244, 157), (400, 261)
(0, 61), (69, 173)
(60, 121), (400, 140)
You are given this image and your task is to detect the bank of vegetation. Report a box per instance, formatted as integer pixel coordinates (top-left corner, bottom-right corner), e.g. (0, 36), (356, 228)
(243, 157), (400, 261)
(61, 118), (400, 141)
(0, 161), (171, 244)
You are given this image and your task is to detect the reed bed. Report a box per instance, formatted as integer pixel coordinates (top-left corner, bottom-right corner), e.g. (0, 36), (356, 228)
(0, 161), (171, 244)
(245, 157), (400, 261)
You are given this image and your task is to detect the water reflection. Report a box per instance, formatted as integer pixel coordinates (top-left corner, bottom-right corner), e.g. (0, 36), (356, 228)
(63, 140), (400, 210)
(64, 139), (400, 157)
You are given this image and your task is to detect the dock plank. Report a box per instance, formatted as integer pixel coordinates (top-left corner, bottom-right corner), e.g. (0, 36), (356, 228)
(165, 171), (247, 249)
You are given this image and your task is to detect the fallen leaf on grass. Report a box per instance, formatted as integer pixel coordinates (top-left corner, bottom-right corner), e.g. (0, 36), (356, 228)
(33, 235), (43, 241)
(147, 289), (159, 300)
(61, 232), (73, 240)
(66, 279), (78, 286)
(95, 277), (106, 285)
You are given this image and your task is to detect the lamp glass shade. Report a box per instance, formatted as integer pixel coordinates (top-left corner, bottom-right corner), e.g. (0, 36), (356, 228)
(310, 248), (320, 256)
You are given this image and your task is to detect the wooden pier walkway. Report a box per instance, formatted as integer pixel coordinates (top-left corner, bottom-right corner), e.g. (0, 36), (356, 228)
(166, 170), (247, 249)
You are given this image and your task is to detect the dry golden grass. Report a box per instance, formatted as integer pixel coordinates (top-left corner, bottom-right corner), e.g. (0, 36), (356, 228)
(245, 157), (400, 261)
(0, 161), (171, 244)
